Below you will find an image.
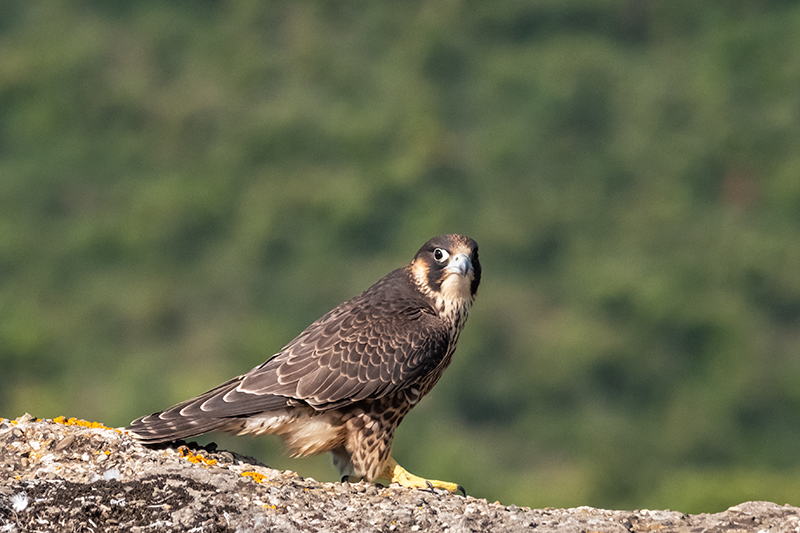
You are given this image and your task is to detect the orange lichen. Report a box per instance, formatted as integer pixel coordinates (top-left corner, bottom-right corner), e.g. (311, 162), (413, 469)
(178, 446), (218, 467)
(52, 416), (121, 433)
(241, 471), (267, 483)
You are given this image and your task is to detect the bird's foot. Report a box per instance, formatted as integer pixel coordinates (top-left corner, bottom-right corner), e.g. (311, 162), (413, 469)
(380, 457), (465, 495)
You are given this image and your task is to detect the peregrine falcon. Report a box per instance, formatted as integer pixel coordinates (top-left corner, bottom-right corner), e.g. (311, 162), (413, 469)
(127, 234), (480, 493)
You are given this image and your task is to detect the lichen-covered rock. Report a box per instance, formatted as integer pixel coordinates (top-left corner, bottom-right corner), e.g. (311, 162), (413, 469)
(1, 414), (798, 532)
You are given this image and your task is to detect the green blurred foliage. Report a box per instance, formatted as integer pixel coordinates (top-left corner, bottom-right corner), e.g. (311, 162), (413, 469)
(2, 0), (800, 514)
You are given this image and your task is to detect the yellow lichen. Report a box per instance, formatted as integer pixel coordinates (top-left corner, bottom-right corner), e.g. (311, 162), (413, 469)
(241, 471), (267, 483)
(52, 416), (121, 433)
(178, 446), (218, 467)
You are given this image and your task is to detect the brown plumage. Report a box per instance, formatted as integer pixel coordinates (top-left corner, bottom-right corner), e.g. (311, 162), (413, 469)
(127, 234), (480, 489)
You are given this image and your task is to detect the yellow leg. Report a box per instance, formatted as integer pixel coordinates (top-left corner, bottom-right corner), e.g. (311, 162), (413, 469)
(379, 456), (465, 495)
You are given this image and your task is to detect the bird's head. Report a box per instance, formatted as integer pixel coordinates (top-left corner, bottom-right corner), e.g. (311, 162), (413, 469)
(411, 234), (480, 306)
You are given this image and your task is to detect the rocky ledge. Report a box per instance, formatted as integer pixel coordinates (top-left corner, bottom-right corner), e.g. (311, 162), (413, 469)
(0, 415), (798, 532)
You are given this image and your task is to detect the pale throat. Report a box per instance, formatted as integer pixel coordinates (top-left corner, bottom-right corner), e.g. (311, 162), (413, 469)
(436, 272), (473, 330)
(410, 260), (474, 329)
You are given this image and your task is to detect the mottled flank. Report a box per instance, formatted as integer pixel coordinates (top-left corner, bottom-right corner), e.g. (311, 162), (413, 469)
(127, 234), (480, 486)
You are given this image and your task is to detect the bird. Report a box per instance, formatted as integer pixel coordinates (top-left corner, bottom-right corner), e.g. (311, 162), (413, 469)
(127, 234), (480, 493)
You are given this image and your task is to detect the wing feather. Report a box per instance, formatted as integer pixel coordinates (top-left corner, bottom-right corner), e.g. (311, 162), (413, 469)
(127, 268), (451, 442)
(240, 291), (450, 408)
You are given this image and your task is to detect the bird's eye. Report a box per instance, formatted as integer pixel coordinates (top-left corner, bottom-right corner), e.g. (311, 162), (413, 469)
(433, 248), (449, 262)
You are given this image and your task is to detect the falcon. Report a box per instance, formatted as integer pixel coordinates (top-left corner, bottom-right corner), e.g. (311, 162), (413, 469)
(127, 234), (480, 493)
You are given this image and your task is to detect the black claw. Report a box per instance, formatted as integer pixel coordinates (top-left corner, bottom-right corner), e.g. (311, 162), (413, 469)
(341, 475), (351, 483)
(456, 485), (466, 496)
(425, 480), (435, 491)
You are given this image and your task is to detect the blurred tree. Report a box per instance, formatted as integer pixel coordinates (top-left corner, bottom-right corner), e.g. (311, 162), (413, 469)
(1, 0), (800, 514)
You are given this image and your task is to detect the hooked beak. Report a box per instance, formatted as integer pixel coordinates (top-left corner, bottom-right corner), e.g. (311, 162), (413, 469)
(444, 253), (473, 277)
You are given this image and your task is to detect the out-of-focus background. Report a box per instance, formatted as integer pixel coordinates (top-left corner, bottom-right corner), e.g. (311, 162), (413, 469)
(2, 0), (800, 514)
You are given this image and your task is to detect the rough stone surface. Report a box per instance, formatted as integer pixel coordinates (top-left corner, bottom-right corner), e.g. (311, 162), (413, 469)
(1, 415), (798, 532)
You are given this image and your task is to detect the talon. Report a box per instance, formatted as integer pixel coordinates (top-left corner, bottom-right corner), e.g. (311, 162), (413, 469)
(341, 475), (351, 483)
(381, 456), (463, 494)
(456, 485), (466, 496)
